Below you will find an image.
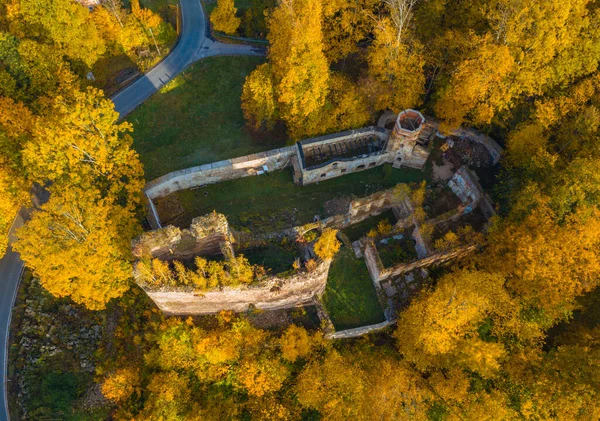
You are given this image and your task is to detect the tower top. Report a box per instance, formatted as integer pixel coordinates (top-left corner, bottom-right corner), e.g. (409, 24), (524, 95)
(394, 109), (425, 135)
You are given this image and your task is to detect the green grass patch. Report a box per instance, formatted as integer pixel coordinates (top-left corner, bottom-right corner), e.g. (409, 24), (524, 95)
(163, 163), (431, 231)
(377, 236), (418, 268)
(322, 248), (385, 330)
(243, 242), (297, 275)
(343, 210), (397, 242)
(128, 56), (269, 180)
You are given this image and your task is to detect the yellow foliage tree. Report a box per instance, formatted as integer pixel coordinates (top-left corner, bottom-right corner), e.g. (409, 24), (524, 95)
(16, 0), (106, 67)
(365, 17), (425, 112)
(395, 269), (514, 373)
(101, 367), (141, 402)
(210, 0), (241, 35)
(14, 187), (138, 310)
(434, 37), (515, 131)
(267, 0), (329, 138)
(314, 228), (341, 260)
(23, 86), (144, 208)
(234, 355), (290, 396)
(241, 63), (278, 130)
(485, 200), (600, 325)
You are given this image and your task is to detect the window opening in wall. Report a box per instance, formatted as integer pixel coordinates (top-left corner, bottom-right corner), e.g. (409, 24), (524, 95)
(368, 162), (376, 167)
(321, 173), (326, 178)
(357, 164), (366, 170)
(341, 168), (347, 173)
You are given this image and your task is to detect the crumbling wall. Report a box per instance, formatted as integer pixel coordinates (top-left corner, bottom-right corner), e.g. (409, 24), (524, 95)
(142, 259), (331, 315)
(368, 244), (477, 283)
(325, 320), (394, 339)
(448, 166), (484, 206)
(295, 127), (392, 185)
(145, 147), (296, 199)
(452, 128), (502, 164)
(299, 153), (392, 185)
(132, 212), (231, 260)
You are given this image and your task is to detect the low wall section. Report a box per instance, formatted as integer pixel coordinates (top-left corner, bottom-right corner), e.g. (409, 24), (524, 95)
(143, 259), (331, 315)
(145, 146), (296, 199)
(325, 320), (394, 339)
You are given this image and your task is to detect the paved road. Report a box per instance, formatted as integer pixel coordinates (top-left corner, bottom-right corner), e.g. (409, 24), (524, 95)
(0, 189), (47, 421)
(0, 0), (265, 419)
(111, 0), (265, 118)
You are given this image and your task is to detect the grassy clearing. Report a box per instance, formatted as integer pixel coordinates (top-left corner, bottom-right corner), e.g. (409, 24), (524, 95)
(343, 210), (398, 242)
(162, 164), (431, 230)
(128, 56), (269, 180)
(322, 248), (385, 330)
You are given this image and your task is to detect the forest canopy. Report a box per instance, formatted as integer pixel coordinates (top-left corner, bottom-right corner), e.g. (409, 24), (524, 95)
(2, 0), (600, 419)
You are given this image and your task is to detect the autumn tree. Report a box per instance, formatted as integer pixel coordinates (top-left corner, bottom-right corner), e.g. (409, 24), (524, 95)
(15, 86), (144, 309)
(14, 187), (138, 310)
(22, 86), (144, 206)
(210, 0), (241, 35)
(0, 96), (35, 257)
(433, 37), (515, 131)
(314, 228), (341, 260)
(295, 351), (366, 421)
(364, 0), (426, 112)
(241, 63), (278, 130)
(101, 367), (141, 403)
(484, 200), (600, 326)
(241, 0), (330, 138)
(14, 0), (106, 67)
(395, 269), (515, 374)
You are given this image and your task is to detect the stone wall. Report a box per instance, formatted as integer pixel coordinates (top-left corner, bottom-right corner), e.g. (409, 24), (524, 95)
(142, 259), (331, 315)
(451, 127), (503, 164)
(145, 146), (296, 199)
(298, 152), (392, 185)
(132, 212), (231, 260)
(295, 127), (393, 185)
(365, 243), (478, 283)
(325, 320), (394, 339)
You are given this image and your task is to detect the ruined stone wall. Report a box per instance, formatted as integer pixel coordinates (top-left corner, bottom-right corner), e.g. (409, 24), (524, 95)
(142, 259), (331, 315)
(145, 147), (296, 199)
(295, 127), (393, 185)
(451, 128), (503, 164)
(448, 166), (484, 206)
(132, 212), (231, 260)
(325, 320), (394, 340)
(366, 244), (478, 283)
(299, 152), (392, 185)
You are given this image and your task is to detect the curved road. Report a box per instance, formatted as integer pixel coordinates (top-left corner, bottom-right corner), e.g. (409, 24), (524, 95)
(0, 0), (265, 419)
(112, 0), (265, 118)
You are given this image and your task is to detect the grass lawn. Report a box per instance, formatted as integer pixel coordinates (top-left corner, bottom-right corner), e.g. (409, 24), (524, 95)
(162, 163), (431, 230)
(127, 56), (269, 180)
(322, 248), (385, 330)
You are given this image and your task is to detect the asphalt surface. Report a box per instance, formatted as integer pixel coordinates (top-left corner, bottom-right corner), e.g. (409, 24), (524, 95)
(111, 0), (265, 118)
(0, 189), (48, 421)
(0, 0), (266, 418)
